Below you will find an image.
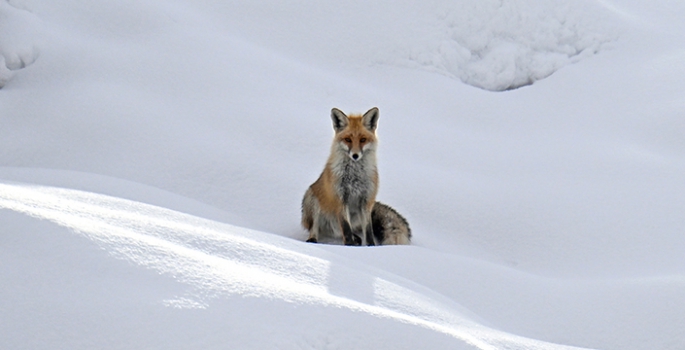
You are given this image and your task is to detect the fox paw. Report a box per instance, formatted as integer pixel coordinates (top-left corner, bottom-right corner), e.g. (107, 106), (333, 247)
(343, 235), (362, 246)
(306, 237), (318, 243)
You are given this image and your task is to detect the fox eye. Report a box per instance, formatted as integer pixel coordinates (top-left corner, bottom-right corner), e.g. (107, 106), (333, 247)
(344, 138), (352, 143)
(360, 138), (367, 143)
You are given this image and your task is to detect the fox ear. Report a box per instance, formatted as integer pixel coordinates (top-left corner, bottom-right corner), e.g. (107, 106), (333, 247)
(362, 107), (379, 132)
(331, 108), (349, 132)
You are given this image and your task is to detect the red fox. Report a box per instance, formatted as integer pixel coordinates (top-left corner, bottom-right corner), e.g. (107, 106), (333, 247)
(302, 108), (412, 246)
(302, 107), (381, 246)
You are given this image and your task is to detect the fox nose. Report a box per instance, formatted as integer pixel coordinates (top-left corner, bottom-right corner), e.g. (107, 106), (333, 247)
(352, 153), (360, 160)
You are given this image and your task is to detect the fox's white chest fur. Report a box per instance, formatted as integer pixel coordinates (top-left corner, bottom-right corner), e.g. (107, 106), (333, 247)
(331, 151), (377, 205)
(329, 147), (377, 235)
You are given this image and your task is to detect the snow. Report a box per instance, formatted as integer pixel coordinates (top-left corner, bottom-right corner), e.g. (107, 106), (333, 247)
(2, 0), (685, 349)
(399, 0), (619, 91)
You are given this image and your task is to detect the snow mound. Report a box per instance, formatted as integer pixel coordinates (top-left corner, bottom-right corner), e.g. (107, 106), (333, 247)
(402, 0), (617, 91)
(0, 0), (41, 87)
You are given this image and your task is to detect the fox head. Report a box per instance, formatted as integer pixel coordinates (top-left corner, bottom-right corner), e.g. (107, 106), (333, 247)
(331, 107), (379, 161)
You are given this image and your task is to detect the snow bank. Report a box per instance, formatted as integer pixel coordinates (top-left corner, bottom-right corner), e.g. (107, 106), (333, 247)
(4, 176), (684, 349)
(0, 0), (41, 87)
(198, 0), (616, 91)
(0, 180), (588, 350)
(400, 0), (618, 90)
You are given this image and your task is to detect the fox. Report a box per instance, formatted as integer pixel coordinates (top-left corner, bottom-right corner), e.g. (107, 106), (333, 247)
(302, 107), (380, 246)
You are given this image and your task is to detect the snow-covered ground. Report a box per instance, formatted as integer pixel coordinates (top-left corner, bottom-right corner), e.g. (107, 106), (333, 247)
(2, 0), (685, 349)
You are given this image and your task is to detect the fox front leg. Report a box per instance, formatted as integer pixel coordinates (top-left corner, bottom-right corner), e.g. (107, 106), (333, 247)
(364, 220), (376, 246)
(341, 220), (362, 246)
(306, 214), (320, 243)
(357, 209), (376, 246)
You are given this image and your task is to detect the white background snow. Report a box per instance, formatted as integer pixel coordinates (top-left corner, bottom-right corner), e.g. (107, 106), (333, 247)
(1, 0), (685, 349)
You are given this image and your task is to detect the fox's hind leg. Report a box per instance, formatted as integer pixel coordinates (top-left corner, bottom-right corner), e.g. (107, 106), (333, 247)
(302, 188), (321, 243)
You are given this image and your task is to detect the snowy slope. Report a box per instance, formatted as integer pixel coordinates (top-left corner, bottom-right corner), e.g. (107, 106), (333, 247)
(1, 178), (589, 350)
(2, 0), (685, 349)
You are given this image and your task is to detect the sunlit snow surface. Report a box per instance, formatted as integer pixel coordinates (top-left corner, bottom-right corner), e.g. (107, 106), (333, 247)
(0, 183), (585, 350)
